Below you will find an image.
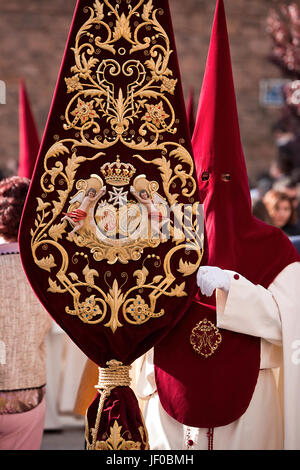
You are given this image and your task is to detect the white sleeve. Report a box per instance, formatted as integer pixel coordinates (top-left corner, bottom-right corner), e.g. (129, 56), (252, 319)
(268, 262), (300, 449)
(216, 261), (300, 449)
(134, 348), (157, 399)
(215, 270), (283, 346)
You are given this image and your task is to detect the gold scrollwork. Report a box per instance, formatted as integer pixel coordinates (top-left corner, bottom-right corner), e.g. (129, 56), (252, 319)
(30, 0), (204, 333)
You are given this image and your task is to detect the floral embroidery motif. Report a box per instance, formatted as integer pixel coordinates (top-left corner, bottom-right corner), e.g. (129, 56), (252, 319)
(143, 101), (170, 128)
(126, 295), (151, 323)
(65, 75), (83, 94)
(71, 98), (99, 125)
(160, 77), (178, 95)
(66, 295), (104, 323)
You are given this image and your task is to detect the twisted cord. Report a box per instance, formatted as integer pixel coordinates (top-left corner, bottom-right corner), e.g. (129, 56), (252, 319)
(95, 360), (131, 390)
(90, 360), (131, 450)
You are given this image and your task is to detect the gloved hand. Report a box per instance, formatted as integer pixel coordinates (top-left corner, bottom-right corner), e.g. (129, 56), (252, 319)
(197, 266), (231, 297)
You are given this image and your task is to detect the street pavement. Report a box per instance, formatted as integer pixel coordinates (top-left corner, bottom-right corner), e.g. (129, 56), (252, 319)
(41, 426), (85, 450)
(41, 415), (85, 450)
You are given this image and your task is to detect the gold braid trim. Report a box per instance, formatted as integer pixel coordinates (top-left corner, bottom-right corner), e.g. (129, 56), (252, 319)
(96, 360), (132, 391)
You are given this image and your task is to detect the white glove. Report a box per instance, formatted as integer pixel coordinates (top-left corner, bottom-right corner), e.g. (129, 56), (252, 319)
(197, 266), (231, 297)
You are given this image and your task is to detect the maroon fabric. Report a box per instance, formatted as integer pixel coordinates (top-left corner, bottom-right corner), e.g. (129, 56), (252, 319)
(19, 0), (200, 368)
(18, 80), (40, 179)
(18, 0), (201, 447)
(154, 0), (300, 429)
(154, 300), (261, 428)
(86, 388), (148, 450)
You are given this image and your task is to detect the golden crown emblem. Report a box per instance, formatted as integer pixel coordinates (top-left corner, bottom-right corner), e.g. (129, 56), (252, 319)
(100, 156), (136, 187)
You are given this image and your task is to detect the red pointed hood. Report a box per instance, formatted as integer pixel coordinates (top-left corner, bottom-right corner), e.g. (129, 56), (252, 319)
(192, 0), (299, 281)
(153, 0), (299, 430)
(18, 80), (40, 179)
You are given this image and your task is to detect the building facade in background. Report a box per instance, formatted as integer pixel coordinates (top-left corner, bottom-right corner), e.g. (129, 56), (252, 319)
(0, 0), (287, 181)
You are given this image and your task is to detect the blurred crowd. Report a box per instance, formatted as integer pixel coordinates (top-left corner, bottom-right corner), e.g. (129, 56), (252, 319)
(251, 128), (300, 240)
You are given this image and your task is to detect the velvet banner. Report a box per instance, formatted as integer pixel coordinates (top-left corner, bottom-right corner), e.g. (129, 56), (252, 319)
(19, 0), (203, 449)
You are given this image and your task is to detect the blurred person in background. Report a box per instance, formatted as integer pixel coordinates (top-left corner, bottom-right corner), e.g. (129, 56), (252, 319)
(251, 140), (299, 204)
(269, 141), (300, 182)
(0, 176), (51, 450)
(252, 198), (273, 225)
(273, 178), (300, 203)
(273, 171), (300, 218)
(263, 189), (300, 236)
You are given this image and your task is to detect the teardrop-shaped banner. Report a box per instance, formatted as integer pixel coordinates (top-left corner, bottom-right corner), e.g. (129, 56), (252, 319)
(19, 0), (204, 449)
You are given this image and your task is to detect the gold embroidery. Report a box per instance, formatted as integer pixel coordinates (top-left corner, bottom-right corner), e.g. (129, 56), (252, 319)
(30, 0), (204, 332)
(100, 155), (136, 186)
(190, 318), (222, 358)
(86, 420), (149, 450)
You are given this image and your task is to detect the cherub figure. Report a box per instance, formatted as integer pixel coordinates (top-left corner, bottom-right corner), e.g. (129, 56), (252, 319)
(62, 186), (106, 239)
(130, 185), (166, 241)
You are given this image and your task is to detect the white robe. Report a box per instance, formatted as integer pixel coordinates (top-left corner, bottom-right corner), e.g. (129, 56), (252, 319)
(135, 262), (300, 450)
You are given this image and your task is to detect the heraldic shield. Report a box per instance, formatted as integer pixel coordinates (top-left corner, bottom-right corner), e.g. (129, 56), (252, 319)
(19, 0), (204, 450)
